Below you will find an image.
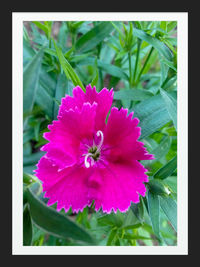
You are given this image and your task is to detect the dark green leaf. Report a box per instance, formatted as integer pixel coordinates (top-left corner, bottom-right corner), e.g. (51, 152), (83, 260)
(114, 89), (153, 101)
(26, 186), (95, 244)
(154, 155), (177, 180)
(23, 204), (33, 245)
(148, 179), (170, 196)
(106, 229), (117, 246)
(147, 191), (160, 238)
(53, 73), (73, 119)
(160, 58), (177, 72)
(54, 41), (85, 91)
(122, 223), (142, 230)
(23, 151), (45, 166)
(123, 234), (152, 240)
(75, 22), (113, 52)
(32, 21), (49, 37)
(162, 75), (177, 90)
(160, 88), (177, 130)
(23, 38), (35, 67)
(23, 47), (44, 115)
(76, 57), (129, 80)
(97, 213), (123, 228)
(91, 69), (99, 88)
(134, 94), (172, 139)
(141, 135), (171, 166)
(58, 22), (68, 49)
(23, 173), (37, 185)
(23, 128), (35, 144)
(160, 196), (177, 231)
(133, 27), (173, 61)
(130, 201), (144, 223)
(167, 21), (177, 32)
(163, 176), (177, 193)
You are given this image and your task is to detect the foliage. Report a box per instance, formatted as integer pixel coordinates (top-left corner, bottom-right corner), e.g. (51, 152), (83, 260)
(23, 21), (177, 246)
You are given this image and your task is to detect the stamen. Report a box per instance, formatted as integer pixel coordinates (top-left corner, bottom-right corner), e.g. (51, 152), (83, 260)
(96, 130), (104, 150)
(84, 153), (94, 168)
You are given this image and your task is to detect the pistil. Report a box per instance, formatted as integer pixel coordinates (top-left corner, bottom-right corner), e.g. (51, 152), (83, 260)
(83, 130), (104, 168)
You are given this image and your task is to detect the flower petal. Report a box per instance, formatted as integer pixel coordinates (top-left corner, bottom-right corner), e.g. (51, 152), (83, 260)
(42, 102), (97, 170)
(104, 107), (153, 163)
(59, 85), (113, 131)
(35, 156), (93, 213)
(92, 160), (148, 213)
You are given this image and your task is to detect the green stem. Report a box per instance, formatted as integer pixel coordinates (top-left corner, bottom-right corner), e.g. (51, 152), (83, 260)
(128, 51), (132, 87)
(136, 46), (154, 85)
(133, 39), (142, 84)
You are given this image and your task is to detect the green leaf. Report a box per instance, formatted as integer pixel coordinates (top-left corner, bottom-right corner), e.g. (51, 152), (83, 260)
(25, 185), (95, 244)
(141, 135), (171, 166)
(97, 213), (123, 228)
(160, 196), (177, 231)
(110, 21), (125, 39)
(23, 38), (35, 67)
(23, 173), (37, 185)
(130, 201), (144, 223)
(54, 41), (85, 91)
(35, 71), (56, 120)
(133, 27), (173, 61)
(58, 22), (68, 49)
(91, 58), (99, 87)
(75, 22), (113, 52)
(160, 57), (169, 85)
(167, 21), (177, 32)
(76, 57), (129, 80)
(106, 229), (117, 246)
(53, 73), (73, 119)
(122, 223), (142, 230)
(147, 191), (160, 239)
(123, 234), (152, 240)
(23, 204), (33, 245)
(162, 75), (177, 90)
(23, 151), (45, 166)
(160, 58), (177, 72)
(32, 21), (49, 37)
(44, 48), (57, 57)
(133, 94), (172, 139)
(91, 69), (99, 88)
(114, 89), (153, 101)
(163, 176), (177, 193)
(23, 47), (44, 115)
(154, 155), (177, 180)
(148, 179), (170, 196)
(160, 88), (177, 130)
(23, 128), (35, 144)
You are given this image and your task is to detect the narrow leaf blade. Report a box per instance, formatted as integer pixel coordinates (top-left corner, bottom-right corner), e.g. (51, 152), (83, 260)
(75, 22), (113, 52)
(23, 204), (33, 245)
(160, 196), (177, 231)
(147, 191), (160, 238)
(23, 47), (44, 115)
(54, 41), (85, 91)
(133, 27), (173, 61)
(154, 155), (177, 180)
(26, 186), (95, 244)
(160, 88), (177, 130)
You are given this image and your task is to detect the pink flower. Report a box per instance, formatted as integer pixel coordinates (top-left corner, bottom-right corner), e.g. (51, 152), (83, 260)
(35, 85), (154, 213)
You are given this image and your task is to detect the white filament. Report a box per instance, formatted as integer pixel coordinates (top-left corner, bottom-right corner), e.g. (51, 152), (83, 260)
(96, 130), (104, 150)
(84, 153), (94, 168)
(83, 130), (104, 168)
